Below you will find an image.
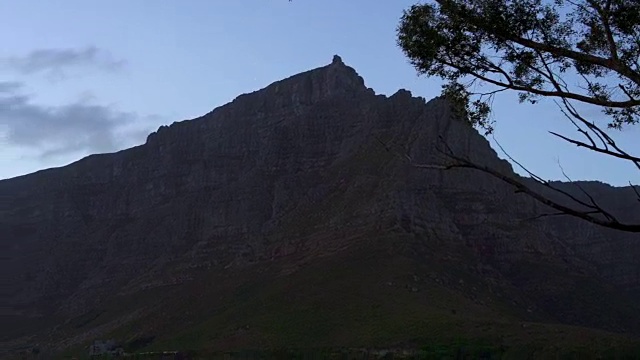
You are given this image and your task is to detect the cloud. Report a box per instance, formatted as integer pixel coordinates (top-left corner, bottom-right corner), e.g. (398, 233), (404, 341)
(0, 46), (125, 80)
(0, 81), (22, 93)
(0, 81), (154, 159)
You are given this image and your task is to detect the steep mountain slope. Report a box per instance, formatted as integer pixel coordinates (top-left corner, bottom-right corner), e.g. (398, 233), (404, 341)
(2, 55), (640, 357)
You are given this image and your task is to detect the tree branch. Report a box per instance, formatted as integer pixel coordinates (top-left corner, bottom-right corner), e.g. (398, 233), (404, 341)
(435, 0), (640, 85)
(439, 58), (640, 108)
(375, 136), (640, 233)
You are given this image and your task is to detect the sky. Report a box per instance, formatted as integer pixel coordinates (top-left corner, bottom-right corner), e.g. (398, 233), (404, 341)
(0, 0), (637, 186)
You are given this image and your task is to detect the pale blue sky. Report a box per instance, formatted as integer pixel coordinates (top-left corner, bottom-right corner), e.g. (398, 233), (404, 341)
(0, 0), (637, 186)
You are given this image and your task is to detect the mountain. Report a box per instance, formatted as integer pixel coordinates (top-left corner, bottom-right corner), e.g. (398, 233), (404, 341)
(2, 55), (640, 358)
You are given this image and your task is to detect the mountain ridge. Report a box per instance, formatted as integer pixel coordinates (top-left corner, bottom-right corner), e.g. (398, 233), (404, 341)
(2, 55), (640, 357)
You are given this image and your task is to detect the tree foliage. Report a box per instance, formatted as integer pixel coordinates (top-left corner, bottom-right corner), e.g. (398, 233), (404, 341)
(397, 0), (640, 133)
(397, 0), (640, 232)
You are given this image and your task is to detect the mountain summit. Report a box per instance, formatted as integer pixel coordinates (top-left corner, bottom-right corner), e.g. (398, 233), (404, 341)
(224, 53), (372, 112)
(2, 56), (640, 357)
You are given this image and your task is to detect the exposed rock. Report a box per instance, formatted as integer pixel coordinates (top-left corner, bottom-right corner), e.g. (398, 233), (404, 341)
(1, 55), (639, 350)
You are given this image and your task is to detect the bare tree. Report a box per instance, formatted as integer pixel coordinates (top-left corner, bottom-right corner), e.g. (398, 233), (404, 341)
(396, 0), (640, 232)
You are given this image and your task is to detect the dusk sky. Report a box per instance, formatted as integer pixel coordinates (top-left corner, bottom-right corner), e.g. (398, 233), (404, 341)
(0, 0), (638, 186)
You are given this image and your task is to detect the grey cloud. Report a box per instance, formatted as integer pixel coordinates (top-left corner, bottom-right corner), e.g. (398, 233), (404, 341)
(0, 46), (125, 79)
(0, 81), (23, 93)
(0, 82), (154, 159)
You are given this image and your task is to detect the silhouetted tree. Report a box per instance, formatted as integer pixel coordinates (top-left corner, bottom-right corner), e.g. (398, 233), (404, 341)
(396, 0), (640, 232)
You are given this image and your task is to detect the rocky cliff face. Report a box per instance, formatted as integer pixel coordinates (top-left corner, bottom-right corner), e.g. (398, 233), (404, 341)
(2, 55), (640, 350)
(531, 180), (640, 289)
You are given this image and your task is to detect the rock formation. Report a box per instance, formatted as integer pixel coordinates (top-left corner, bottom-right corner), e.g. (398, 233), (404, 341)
(1, 55), (639, 354)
